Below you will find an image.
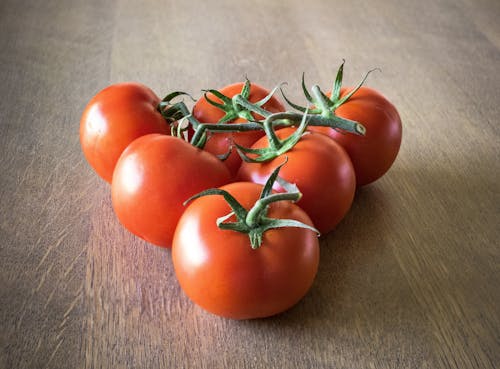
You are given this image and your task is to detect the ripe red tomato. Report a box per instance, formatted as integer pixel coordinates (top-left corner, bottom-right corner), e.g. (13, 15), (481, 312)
(80, 83), (169, 183)
(237, 128), (356, 235)
(172, 181), (319, 319)
(192, 82), (285, 177)
(310, 86), (402, 186)
(111, 134), (231, 247)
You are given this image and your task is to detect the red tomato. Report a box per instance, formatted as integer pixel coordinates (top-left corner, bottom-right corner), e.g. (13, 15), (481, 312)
(172, 181), (319, 319)
(310, 87), (402, 186)
(237, 128), (355, 235)
(111, 134), (231, 247)
(80, 83), (169, 183)
(192, 82), (285, 177)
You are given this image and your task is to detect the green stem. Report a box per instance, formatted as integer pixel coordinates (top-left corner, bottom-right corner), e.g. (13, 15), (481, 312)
(184, 162), (318, 248)
(311, 85), (333, 118)
(256, 112), (364, 136)
(308, 115), (366, 135)
(332, 67), (380, 109)
(262, 115), (283, 150)
(245, 192), (301, 228)
(158, 93), (200, 130)
(190, 122), (264, 148)
(232, 94), (272, 119)
(262, 112), (296, 126)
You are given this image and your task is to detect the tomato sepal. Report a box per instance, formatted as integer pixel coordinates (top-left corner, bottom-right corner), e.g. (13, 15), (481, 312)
(281, 61), (380, 117)
(331, 65), (381, 110)
(157, 91), (205, 138)
(158, 91), (195, 122)
(202, 78), (280, 123)
(234, 110), (310, 163)
(231, 86), (281, 119)
(202, 89), (240, 123)
(279, 85), (319, 114)
(184, 161), (319, 248)
(234, 108), (365, 163)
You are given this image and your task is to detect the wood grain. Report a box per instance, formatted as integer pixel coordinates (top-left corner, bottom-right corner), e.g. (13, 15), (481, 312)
(0, 0), (498, 368)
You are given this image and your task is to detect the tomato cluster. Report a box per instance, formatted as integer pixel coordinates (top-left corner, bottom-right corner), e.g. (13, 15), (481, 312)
(79, 63), (402, 319)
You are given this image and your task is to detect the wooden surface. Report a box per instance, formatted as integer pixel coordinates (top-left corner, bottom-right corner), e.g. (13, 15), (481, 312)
(1, 0), (499, 368)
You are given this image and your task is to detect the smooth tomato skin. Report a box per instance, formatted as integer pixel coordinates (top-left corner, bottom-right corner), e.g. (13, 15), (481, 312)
(237, 128), (356, 235)
(310, 86), (402, 186)
(80, 83), (169, 183)
(111, 134), (231, 247)
(172, 182), (319, 319)
(193, 82), (285, 177)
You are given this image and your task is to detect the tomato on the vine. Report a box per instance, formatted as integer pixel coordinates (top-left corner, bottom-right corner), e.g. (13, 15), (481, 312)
(172, 181), (319, 319)
(111, 134), (231, 247)
(192, 82), (285, 176)
(80, 83), (169, 183)
(310, 86), (402, 186)
(237, 128), (356, 235)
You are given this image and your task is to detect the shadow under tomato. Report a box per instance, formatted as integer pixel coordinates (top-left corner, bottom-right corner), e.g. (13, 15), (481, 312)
(237, 184), (392, 328)
(242, 154), (498, 330)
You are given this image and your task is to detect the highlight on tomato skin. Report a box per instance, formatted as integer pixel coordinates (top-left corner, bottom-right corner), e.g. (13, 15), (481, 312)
(79, 82), (169, 183)
(172, 181), (320, 320)
(111, 133), (232, 248)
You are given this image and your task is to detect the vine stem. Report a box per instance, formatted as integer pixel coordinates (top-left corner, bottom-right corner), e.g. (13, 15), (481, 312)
(190, 122), (263, 148)
(189, 110), (364, 150)
(261, 112), (364, 136)
(311, 85), (333, 117)
(245, 192), (301, 228)
(232, 94), (272, 119)
(184, 161), (319, 249)
(262, 115), (283, 150)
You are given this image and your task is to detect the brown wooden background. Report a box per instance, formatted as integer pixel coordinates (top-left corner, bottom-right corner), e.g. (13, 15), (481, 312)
(1, 0), (499, 368)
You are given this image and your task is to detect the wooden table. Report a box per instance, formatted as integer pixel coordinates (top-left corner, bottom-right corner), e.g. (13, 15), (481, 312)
(1, 0), (498, 368)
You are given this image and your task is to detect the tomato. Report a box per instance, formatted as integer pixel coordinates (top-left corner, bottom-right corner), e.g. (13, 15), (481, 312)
(172, 181), (319, 319)
(192, 82), (285, 177)
(80, 83), (169, 183)
(111, 134), (231, 247)
(310, 86), (402, 186)
(237, 128), (355, 234)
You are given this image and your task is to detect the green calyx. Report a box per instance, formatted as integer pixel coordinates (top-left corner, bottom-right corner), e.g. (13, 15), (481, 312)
(235, 109), (311, 163)
(184, 160), (319, 249)
(157, 90), (265, 151)
(234, 108), (365, 164)
(280, 60), (379, 134)
(203, 78), (278, 123)
(157, 91), (200, 131)
(233, 62), (374, 163)
(157, 64), (370, 162)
